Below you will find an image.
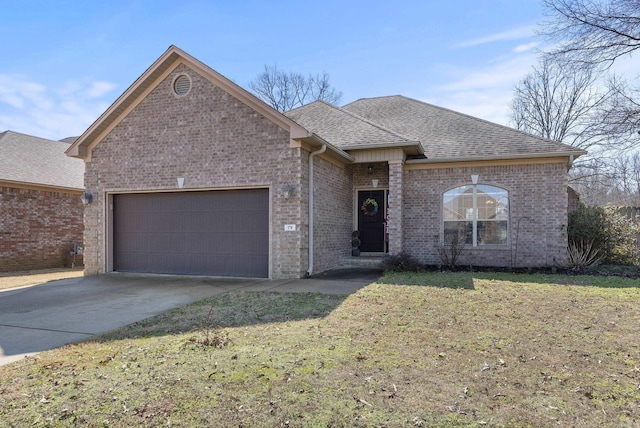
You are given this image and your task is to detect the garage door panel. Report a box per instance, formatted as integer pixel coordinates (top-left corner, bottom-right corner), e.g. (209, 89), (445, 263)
(232, 211), (267, 233)
(204, 212), (233, 233)
(114, 189), (269, 278)
(232, 232), (267, 254)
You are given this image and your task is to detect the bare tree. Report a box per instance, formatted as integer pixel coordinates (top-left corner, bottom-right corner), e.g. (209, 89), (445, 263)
(598, 75), (640, 148)
(541, 0), (640, 67)
(509, 57), (610, 159)
(540, 0), (640, 151)
(249, 65), (342, 112)
(570, 160), (620, 204)
(570, 153), (640, 206)
(511, 0), (640, 204)
(612, 151), (640, 204)
(632, 151), (640, 197)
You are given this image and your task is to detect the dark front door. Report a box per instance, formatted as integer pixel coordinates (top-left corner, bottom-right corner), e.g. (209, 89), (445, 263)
(357, 190), (386, 252)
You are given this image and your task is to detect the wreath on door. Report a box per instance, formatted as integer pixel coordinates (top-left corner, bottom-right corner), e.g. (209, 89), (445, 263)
(361, 198), (379, 216)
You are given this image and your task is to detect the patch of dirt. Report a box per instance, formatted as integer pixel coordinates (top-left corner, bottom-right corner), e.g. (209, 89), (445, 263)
(0, 268), (84, 291)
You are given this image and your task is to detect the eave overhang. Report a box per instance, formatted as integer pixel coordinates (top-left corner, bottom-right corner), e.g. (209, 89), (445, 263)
(340, 141), (424, 156)
(66, 45), (312, 162)
(0, 179), (84, 193)
(405, 149), (587, 166)
(293, 133), (355, 163)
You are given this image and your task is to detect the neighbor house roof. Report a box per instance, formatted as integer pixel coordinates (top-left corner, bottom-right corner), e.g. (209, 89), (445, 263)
(0, 130), (84, 191)
(342, 95), (585, 161)
(59, 136), (79, 144)
(285, 100), (423, 154)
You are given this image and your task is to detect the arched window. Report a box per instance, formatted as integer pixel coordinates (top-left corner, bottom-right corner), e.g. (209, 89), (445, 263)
(443, 184), (509, 246)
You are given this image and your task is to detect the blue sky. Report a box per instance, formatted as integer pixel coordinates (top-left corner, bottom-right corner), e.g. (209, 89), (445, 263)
(0, 0), (625, 140)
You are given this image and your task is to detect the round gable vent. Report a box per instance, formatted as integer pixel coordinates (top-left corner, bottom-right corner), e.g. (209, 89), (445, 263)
(173, 74), (191, 96)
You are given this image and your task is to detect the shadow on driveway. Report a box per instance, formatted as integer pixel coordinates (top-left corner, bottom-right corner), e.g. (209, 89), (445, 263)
(0, 269), (381, 366)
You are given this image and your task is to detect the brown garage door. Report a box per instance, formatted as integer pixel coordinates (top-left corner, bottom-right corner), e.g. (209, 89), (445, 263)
(113, 189), (269, 277)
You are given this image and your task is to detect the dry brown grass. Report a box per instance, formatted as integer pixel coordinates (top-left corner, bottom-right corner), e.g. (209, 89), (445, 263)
(0, 271), (639, 427)
(0, 269), (84, 291)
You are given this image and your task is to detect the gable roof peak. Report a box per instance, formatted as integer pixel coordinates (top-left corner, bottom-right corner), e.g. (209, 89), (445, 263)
(67, 45), (310, 161)
(284, 98), (423, 154)
(289, 99), (415, 143)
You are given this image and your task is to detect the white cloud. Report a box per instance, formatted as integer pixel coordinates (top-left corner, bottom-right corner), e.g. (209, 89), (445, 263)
(0, 74), (117, 140)
(513, 42), (539, 53)
(87, 81), (117, 98)
(458, 25), (536, 48)
(607, 54), (640, 78)
(0, 94), (24, 109)
(426, 52), (538, 126)
(0, 75), (49, 110)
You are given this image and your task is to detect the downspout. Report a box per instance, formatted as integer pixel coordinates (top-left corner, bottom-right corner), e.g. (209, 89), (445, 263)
(307, 144), (327, 277)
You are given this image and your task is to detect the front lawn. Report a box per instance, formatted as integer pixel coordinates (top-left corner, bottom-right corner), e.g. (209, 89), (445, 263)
(1, 272), (639, 427)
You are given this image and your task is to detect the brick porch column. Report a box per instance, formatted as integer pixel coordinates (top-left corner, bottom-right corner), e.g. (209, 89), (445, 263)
(388, 160), (404, 254)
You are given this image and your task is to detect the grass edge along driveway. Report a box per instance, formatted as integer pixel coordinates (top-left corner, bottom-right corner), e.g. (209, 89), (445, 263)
(0, 269), (83, 291)
(1, 271), (639, 427)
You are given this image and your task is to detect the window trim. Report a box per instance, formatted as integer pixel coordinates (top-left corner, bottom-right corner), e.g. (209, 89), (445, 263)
(442, 183), (510, 248)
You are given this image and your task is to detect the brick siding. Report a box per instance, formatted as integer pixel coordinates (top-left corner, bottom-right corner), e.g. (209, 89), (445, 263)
(311, 156), (353, 273)
(0, 186), (83, 271)
(388, 161), (404, 254)
(80, 62), (572, 277)
(403, 162), (569, 268)
(352, 162), (389, 189)
(83, 63), (306, 279)
(568, 186), (580, 213)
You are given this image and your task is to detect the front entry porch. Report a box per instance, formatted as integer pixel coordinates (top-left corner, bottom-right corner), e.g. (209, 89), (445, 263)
(350, 159), (404, 261)
(339, 253), (385, 269)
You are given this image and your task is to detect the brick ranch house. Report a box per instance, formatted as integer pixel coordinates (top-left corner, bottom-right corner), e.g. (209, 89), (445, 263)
(66, 46), (585, 279)
(0, 131), (84, 271)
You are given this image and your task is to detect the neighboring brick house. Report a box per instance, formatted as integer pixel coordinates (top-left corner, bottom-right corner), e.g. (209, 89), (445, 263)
(67, 46), (585, 279)
(0, 131), (84, 271)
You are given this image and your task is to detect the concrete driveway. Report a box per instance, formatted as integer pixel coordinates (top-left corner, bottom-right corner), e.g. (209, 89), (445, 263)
(0, 269), (380, 366)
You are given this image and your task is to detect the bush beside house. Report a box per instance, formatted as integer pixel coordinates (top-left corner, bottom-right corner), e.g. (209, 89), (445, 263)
(568, 204), (640, 266)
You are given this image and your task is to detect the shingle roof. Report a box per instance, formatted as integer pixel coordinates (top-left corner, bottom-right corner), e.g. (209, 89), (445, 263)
(342, 95), (584, 160)
(59, 136), (79, 144)
(0, 130), (84, 190)
(285, 100), (420, 150)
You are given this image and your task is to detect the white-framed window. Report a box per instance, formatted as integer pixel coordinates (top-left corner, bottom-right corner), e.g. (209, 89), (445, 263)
(443, 184), (509, 246)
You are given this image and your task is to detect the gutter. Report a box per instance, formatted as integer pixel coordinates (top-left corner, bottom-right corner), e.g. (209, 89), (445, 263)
(306, 144), (327, 277)
(0, 179), (84, 193)
(338, 140), (424, 154)
(405, 150), (587, 164)
(301, 132), (354, 162)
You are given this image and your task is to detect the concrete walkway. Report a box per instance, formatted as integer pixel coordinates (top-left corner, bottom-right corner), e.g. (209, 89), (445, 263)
(0, 269), (381, 366)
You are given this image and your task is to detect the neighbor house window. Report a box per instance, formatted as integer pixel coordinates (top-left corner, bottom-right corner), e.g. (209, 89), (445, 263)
(443, 184), (509, 246)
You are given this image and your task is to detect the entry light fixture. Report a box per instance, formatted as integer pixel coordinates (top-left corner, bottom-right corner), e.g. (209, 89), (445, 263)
(367, 164), (374, 174)
(283, 185), (295, 200)
(80, 191), (93, 206)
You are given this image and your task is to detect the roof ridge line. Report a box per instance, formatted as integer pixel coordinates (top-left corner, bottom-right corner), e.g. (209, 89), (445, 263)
(398, 96), (581, 151)
(0, 129), (62, 144)
(342, 94), (404, 109)
(318, 100), (415, 143)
